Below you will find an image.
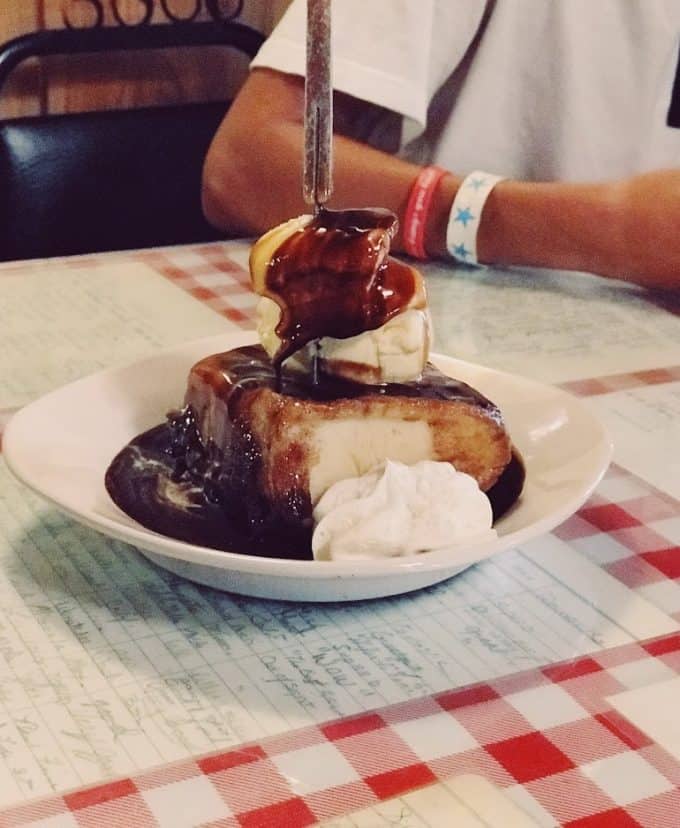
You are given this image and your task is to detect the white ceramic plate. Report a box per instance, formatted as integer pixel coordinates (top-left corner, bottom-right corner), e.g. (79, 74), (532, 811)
(3, 332), (611, 602)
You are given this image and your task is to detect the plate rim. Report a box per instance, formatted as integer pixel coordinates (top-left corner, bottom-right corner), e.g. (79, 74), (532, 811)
(2, 332), (613, 581)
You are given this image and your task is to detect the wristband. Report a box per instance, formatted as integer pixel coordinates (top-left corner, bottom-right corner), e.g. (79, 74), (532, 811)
(403, 165), (448, 259)
(446, 171), (506, 266)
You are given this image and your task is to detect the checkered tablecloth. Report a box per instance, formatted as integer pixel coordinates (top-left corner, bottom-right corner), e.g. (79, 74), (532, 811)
(138, 245), (257, 328)
(1, 242), (679, 827)
(1, 632), (679, 828)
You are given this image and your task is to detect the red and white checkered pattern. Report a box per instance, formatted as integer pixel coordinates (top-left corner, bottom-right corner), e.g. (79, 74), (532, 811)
(560, 368), (680, 398)
(554, 464), (680, 626)
(137, 244), (257, 328)
(0, 241), (257, 329)
(1, 634), (679, 827)
(2, 242), (680, 826)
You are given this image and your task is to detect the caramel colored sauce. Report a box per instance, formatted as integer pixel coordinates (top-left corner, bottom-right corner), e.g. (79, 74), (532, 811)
(266, 208), (420, 365)
(105, 420), (524, 560)
(105, 346), (525, 560)
(105, 421), (313, 559)
(193, 345), (502, 414)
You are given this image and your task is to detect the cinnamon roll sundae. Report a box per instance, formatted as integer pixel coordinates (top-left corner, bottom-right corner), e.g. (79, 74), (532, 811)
(106, 208), (524, 561)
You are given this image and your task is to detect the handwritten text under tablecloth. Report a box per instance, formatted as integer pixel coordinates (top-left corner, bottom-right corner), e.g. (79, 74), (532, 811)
(425, 264), (680, 384)
(0, 261), (230, 409)
(322, 775), (542, 827)
(0, 462), (676, 806)
(587, 381), (680, 499)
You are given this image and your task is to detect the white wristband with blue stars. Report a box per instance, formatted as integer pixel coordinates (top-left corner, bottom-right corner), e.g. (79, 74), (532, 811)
(445, 171), (506, 266)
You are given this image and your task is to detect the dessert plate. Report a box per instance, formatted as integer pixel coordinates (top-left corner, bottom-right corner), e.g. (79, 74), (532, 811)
(3, 332), (611, 602)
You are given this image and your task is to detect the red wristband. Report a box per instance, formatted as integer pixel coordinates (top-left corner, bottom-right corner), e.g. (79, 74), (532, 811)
(403, 165), (448, 259)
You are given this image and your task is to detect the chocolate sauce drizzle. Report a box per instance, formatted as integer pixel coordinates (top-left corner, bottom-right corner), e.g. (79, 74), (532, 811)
(191, 345), (504, 413)
(106, 420), (314, 559)
(105, 345), (525, 560)
(265, 207), (419, 366)
(105, 209), (526, 562)
(105, 417), (524, 561)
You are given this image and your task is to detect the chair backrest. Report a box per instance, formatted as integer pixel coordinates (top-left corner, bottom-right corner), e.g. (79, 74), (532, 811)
(0, 22), (264, 262)
(669, 41), (680, 129)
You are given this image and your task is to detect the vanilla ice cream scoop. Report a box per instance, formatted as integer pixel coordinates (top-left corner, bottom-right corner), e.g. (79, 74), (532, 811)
(249, 208), (430, 382)
(256, 296), (431, 383)
(312, 460), (497, 562)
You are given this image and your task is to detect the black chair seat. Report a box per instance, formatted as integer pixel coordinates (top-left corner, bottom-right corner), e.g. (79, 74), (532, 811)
(0, 22), (264, 261)
(0, 101), (229, 260)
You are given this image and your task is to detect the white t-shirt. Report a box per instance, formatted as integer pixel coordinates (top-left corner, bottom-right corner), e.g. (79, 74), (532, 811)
(251, 0), (680, 182)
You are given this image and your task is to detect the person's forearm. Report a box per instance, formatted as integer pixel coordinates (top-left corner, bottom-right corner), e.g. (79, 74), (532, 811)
(475, 179), (624, 277)
(204, 110), (621, 275)
(203, 68), (459, 242)
(203, 71), (677, 288)
(203, 114), (432, 242)
(412, 173), (624, 275)
(431, 173), (679, 289)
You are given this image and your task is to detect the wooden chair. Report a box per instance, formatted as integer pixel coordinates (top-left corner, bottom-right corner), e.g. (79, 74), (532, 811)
(0, 21), (264, 262)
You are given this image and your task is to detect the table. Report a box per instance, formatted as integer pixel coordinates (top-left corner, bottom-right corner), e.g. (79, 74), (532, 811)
(0, 241), (679, 827)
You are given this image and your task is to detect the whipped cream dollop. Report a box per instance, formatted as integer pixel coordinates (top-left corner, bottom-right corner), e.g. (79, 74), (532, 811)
(312, 460), (497, 562)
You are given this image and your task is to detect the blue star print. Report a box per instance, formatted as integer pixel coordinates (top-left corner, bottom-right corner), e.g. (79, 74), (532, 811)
(454, 207), (475, 227)
(468, 177), (487, 190)
(453, 243), (471, 260)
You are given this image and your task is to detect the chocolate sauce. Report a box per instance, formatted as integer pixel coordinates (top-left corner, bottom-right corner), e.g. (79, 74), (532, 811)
(105, 345), (525, 560)
(105, 420), (524, 559)
(182, 343), (507, 534)
(192, 345), (503, 416)
(265, 207), (420, 365)
(105, 422), (313, 559)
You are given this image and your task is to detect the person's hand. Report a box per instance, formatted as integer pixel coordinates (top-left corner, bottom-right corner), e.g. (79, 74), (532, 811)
(604, 170), (680, 290)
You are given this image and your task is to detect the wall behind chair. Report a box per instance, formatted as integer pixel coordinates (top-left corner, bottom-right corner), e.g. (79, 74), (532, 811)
(0, 0), (291, 118)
